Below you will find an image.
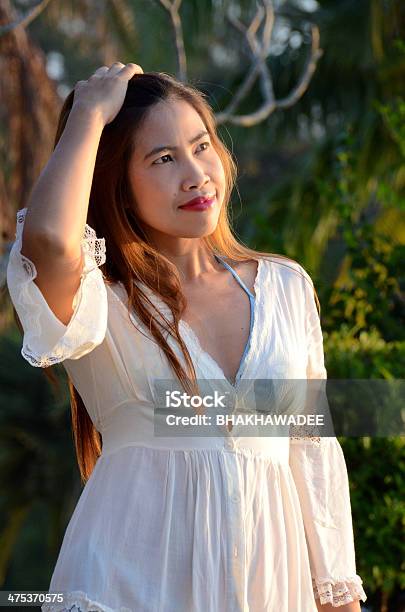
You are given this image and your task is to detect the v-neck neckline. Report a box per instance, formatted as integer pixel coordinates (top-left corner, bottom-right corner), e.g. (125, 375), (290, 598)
(179, 257), (263, 392)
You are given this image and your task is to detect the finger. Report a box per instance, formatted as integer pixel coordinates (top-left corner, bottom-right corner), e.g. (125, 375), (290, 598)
(107, 62), (127, 74)
(93, 66), (109, 75)
(118, 63), (144, 77)
(88, 66), (109, 81)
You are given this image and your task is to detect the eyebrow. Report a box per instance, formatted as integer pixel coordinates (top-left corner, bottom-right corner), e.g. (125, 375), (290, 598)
(143, 130), (210, 161)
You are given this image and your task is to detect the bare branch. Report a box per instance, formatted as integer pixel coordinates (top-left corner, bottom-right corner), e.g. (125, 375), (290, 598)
(215, 1), (323, 126)
(276, 24), (322, 109)
(0, 0), (53, 37)
(248, 0), (275, 102)
(224, 1), (276, 117)
(158, 0), (187, 82)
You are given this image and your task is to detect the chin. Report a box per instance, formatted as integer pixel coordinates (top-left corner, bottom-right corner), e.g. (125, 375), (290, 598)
(180, 219), (219, 238)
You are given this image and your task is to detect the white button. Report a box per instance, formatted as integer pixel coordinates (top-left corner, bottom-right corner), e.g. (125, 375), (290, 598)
(231, 494), (239, 503)
(225, 439), (235, 450)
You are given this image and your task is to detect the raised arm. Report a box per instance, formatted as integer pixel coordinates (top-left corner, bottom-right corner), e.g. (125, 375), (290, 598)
(21, 107), (104, 325)
(20, 62), (142, 326)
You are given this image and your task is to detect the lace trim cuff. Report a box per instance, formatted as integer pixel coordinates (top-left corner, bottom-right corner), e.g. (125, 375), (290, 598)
(312, 575), (367, 607)
(41, 590), (131, 612)
(289, 421), (322, 445)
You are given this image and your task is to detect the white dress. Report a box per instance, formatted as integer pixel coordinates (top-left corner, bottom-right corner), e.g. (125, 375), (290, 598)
(6, 208), (368, 612)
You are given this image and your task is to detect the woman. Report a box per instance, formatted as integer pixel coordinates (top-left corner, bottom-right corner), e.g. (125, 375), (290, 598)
(6, 62), (367, 611)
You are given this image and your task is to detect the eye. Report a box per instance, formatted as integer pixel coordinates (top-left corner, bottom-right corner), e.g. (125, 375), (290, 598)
(152, 141), (211, 165)
(153, 153), (173, 165)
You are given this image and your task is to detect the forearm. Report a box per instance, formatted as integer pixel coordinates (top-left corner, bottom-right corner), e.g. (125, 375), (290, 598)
(22, 105), (104, 255)
(316, 598), (362, 611)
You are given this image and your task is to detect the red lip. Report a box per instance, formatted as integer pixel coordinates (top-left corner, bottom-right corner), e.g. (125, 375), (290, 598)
(179, 195), (215, 209)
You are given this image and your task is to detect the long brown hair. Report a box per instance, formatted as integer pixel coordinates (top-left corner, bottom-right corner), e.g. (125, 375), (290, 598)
(12, 71), (321, 483)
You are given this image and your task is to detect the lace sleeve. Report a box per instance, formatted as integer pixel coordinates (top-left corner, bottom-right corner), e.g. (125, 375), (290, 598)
(6, 208), (108, 367)
(288, 266), (367, 607)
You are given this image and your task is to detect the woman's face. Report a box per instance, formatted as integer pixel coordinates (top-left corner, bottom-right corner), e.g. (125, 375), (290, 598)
(127, 97), (226, 243)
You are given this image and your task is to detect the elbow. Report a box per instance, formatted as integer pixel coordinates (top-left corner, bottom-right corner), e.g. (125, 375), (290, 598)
(21, 227), (81, 262)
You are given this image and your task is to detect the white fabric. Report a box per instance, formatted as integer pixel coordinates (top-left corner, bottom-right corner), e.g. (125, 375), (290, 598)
(6, 208), (108, 366)
(6, 208), (367, 612)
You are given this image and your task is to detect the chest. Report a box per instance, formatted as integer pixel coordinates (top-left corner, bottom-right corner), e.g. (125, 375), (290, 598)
(180, 260), (258, 384)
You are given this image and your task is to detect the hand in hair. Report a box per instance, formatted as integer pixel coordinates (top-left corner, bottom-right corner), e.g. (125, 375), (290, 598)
(73, 62), (144, 126)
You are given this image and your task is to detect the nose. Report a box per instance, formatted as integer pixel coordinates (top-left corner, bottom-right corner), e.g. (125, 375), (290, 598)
(181, 158), (211, 191)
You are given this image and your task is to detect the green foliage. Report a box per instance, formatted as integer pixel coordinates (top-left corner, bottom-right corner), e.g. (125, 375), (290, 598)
(314, 113), (404, 342)
(340, 436), (405, 606)
(377, 98), (405, 159)
(316, 88), (405, 608)
(0, 327), (80, 589)
(325, 328), (405, 608)
(324, 327), (404, 379)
